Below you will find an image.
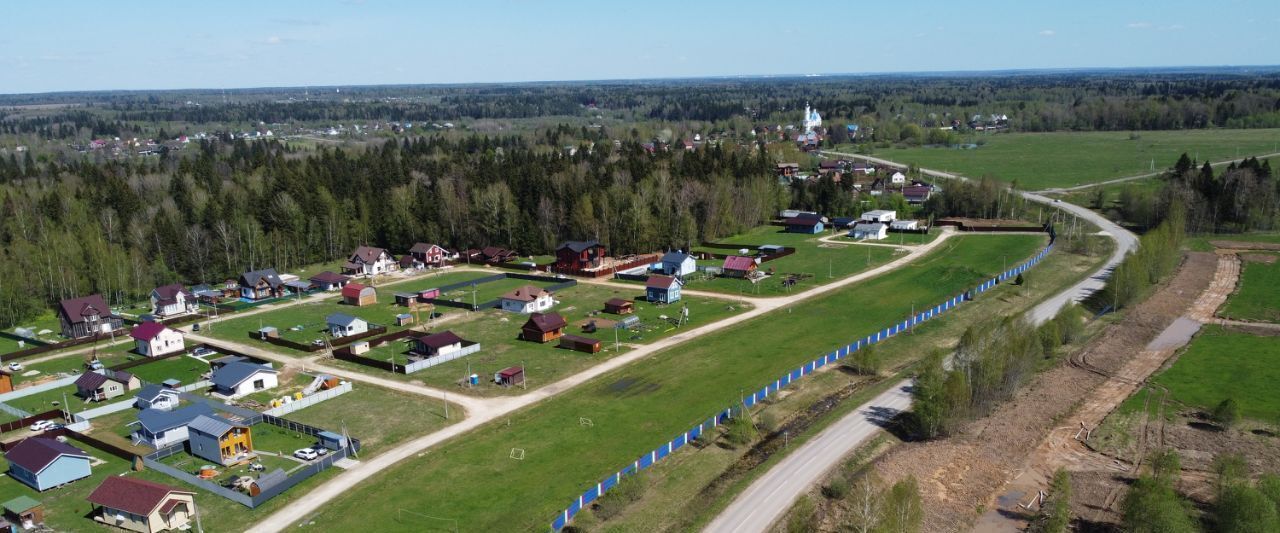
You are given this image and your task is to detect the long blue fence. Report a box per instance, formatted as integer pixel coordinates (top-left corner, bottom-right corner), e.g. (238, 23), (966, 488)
(549, 242), (1056, 530)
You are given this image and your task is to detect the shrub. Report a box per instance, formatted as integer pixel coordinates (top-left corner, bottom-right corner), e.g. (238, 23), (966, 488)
(1213, 398), (1242, 429)
(592, 471), (647, 521)
(822, 475), (850, 500)
(786, 495), (818, 533)
(726, 414), (759, 447)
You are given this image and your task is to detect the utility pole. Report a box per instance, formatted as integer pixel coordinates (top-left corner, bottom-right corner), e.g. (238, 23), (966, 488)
(443, 391), (449, 419)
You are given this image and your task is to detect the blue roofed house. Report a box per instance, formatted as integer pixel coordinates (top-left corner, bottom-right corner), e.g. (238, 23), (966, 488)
(4, 438), (92, 491)
(658, 252), (696, 277)
(134, 384), (181, 411)
(210, 361), (278, 398)
(646, 275), (683, 304)
(132, 403), (216, 448)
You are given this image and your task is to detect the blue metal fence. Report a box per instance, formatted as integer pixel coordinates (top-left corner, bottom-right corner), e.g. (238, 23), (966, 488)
(549, 242), (1055, 530)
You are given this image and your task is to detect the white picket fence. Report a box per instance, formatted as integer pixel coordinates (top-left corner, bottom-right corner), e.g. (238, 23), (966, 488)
(403, 343), (482, 374)
(262, 382), (353, 417)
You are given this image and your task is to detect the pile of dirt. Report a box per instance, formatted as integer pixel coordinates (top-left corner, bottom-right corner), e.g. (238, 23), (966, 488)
(858, 252), (1219, 532)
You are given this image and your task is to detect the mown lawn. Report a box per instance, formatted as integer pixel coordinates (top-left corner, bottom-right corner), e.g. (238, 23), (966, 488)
(1219, 254), (1280, 322)
(854, 128), (1280, 190)
(300, 234), (1046, 531)
(1154, 326), (1280, 420)
(0, 311), (63, 355)
(327, 282), (748, 396)
(280, 384), (457, 454)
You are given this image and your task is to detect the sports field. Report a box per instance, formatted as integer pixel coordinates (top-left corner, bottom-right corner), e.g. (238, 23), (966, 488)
(855, 128), (1280, 190)
(1154, 326), (1280, 420)
(298, 234), (1046, 531)
(1219, 253), (1280, 322)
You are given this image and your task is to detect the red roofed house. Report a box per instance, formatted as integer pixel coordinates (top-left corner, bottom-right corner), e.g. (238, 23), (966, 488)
(87, 475), (197, 533)
(521, 312), (567, 343)
(309, 271), (350, 292)
(56, 294), (123, 339)
(645, 275), (683, 304)
(149, 284), (198, 318)
(129, 322), (185, 357)
(411, 331), (467, 357)
(341, 283), (376, 307)
(721, 256), (758, 278)
(342, 246), (398, 277)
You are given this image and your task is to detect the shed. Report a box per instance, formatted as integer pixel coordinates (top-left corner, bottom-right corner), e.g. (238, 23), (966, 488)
(395, 313), (414, 326)
(341, 283), (376, 306)
(520, 312), (567, 343)
(495, 366), (524, 386)
(2, 496), (43, 528)
(603, 298), (634, 315)
(256, 326), (279, 339)
(889, 219), (920, 231)
(722, 256), (758, 278)
(559, 334), (602, 354)
(317, 430), (348, 451)
(394, 292), (419, 307)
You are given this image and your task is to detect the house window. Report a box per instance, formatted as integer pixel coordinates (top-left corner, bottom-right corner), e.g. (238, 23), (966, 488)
(253, 379), (265, 390)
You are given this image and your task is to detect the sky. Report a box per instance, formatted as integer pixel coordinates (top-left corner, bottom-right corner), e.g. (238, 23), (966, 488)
(3, 0), (1279, 94)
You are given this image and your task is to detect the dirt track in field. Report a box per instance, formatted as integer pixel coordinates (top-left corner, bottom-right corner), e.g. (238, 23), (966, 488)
(850, 252), (1219, 533)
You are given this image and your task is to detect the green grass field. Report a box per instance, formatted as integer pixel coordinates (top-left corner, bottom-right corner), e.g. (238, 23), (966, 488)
(1187, 232), (1280, 252)
(300, 234), (1046, 531)
(327, 282), (747, 396)
(681, 225), (907, 296)
(0, 450), (138, 531)
(852, 128), (1280, 190)
(0, 311), (63, 355)
(1219, 254), (1280, 323)
(1154, 326), (1280, 420)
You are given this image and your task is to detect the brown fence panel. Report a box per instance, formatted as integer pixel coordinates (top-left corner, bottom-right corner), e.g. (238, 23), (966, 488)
(0, 409), (65, 438)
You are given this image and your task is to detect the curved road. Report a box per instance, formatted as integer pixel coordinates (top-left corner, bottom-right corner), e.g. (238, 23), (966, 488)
(703, 153), (1138, 533)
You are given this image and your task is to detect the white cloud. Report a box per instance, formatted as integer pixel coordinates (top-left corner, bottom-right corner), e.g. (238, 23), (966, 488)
(1162, 24), (1185, 31)
(1126, 22), (1152, 29)
(266, 36), (282, 45)
(1038, 29), (1056, 36)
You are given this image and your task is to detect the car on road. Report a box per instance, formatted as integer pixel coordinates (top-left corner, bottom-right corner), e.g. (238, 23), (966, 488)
(293, 448), (319, 461)
(7, 362), (23, 372)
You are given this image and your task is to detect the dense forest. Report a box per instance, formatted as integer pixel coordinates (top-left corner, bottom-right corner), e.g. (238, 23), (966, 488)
(0, 135), (787, 327)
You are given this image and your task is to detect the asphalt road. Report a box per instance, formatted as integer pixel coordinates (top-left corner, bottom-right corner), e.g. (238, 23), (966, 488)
(704, 153), (1139, 533)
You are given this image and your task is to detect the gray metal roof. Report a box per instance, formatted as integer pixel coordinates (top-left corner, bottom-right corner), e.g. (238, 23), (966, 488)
(136, 403), (215, 433)
(661, 251), (692, 264)
(326, 313), (363, 328)
(211, 361), (277, 390)
(187, 414), (240, 437)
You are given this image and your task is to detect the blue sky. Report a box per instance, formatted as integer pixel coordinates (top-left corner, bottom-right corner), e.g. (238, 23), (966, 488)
(3, 0), (1278, 94)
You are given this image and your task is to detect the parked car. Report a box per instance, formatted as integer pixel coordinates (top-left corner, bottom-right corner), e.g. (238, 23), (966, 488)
(8, 362), (23, 372)
(191, 347), (215, 357)
(86, 360), (104, 371)
(29, 420), (53, 431)
(293, 448), (319, 461)
(312, 446), (329, 456)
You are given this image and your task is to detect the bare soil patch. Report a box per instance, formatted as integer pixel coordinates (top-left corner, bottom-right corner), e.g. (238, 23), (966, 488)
(1240, 252), (1277, 264)
(1210, 240), (1280, 251)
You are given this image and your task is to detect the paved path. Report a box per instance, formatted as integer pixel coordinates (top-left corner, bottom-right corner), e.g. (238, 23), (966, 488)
(246, 227), (962, 533)
(705, 153), (1138, 533)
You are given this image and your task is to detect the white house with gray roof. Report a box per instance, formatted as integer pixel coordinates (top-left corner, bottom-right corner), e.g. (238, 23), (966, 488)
(210, 361), (278, 398)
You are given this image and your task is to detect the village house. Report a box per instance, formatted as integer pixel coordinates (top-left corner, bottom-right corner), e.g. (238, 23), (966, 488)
(411, 331), (466, 357)
(210, 361), (278, 398)
(890, 219), (921, 231)
(890, 171), (907, 185)
(603, 298), (634, 315)
(239, 269), (286, 300)
(902, 185), (933, 204)
(4, 438), (92, 492)
(133, 384), (181, 411)
(559, 334), (602, 354)
(783, 217), (824, 234)
(342, 283), (377, 306)
(657, 251), (697, 277)
(499, 286), (555, 314)
(75, 371), (140, 402)
(132, 403), (216, 448)
(555, 241), (607, 271)
(56, 294), (123, 339)
(830, 216), (858, 229)
(721, 256), (759, 278)
(495, 366), (524, 386)
(187, 415), (253, 466)
(326, 313), (368, 338)
(86, 476), (197, 533)
(343, 246), (398, 277)
(851, 223), (889, 240)
(309, 271), (350, 292)
(645, 275), (683, 304)
(466, 246), (517, 264)
(150, 284), (198, 318)
(521, 312), (567, 343)
(129, 322), (185, 357)
(408, 243), (451, 267)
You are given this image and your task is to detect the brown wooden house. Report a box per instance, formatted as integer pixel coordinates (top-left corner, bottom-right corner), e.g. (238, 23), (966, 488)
(521, 312), (567, 343)
(603, 298), (634, 315)
(559, 334), (602, 354)
(554, 241), (606, 271)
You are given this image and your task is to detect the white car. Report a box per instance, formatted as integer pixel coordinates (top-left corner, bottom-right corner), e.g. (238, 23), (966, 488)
(8, 362), (23, 372)
(312, 446), (329, 456)
(293, 448), (319, 461)
(29, 420), (53, 432)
